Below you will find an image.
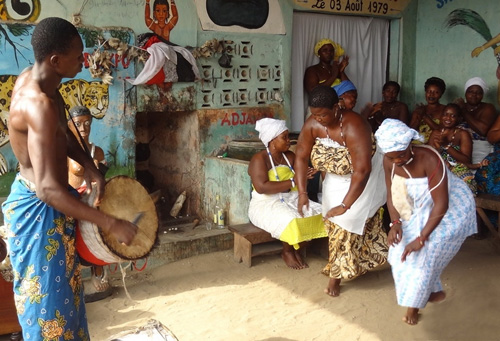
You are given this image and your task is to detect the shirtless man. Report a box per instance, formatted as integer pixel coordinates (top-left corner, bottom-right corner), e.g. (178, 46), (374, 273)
(2, 17), (137, 340)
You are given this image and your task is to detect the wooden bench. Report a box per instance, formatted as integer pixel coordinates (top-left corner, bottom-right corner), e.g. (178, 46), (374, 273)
(475, 193), (500, 241)
(228, 223), (283, 267)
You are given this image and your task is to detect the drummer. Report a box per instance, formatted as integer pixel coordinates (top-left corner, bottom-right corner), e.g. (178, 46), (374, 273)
(68, 105), (113, 302)
(1, 17), (137, 340)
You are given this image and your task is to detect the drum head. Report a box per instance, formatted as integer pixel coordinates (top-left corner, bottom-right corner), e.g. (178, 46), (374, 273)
(99, 176), (158, 260)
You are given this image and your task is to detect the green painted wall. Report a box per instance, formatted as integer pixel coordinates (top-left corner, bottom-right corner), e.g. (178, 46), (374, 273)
(412, 0), (500, 110)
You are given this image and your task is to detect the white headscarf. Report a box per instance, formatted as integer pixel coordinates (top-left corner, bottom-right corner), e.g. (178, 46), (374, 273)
(255, 118), (288, 147)
(375, 119), (424, 153)
(464, 77), (489, 93)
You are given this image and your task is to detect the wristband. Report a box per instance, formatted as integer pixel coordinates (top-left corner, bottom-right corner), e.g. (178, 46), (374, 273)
(389, 219), (401, 228)
(340, 202), (350, 210)
(417, 235), (425, 246)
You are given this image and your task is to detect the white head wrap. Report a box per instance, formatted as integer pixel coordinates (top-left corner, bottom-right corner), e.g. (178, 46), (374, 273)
(375, 119), (424, 153)
(464, 77), (489, 93)
(255, 118), (288, 147)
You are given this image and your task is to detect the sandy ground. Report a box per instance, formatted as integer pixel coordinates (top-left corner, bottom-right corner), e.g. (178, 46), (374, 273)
(82, 237), (500, 341)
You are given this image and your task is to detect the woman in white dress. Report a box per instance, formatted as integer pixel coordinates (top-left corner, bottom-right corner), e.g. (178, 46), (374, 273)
(375, 119), (477, 325)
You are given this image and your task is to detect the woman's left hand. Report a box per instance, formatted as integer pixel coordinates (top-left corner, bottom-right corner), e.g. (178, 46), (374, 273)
(401, 238), (424, 262)
(323, 205), (347, 220)
(307, 167), (318, 179)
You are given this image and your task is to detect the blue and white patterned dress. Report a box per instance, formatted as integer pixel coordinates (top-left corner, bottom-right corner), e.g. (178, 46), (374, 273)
(2, 175), (89, 340)
(388, 152), (477, 309)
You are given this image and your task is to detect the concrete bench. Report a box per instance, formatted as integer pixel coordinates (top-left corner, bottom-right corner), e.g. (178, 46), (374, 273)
(228, 223), (282, 267)
(475, 193), (500, 241)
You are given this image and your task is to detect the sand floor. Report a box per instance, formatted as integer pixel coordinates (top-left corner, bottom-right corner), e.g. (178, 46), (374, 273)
(83, 237), (500, 341)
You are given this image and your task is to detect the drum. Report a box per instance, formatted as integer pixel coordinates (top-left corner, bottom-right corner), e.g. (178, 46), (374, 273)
(76, 176), (159, 266)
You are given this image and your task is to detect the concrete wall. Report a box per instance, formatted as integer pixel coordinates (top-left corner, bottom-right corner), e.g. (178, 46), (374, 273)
(411, 1), (500, 110)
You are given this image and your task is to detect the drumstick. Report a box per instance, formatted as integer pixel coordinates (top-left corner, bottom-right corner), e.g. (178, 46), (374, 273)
(132, 211), (145, 225)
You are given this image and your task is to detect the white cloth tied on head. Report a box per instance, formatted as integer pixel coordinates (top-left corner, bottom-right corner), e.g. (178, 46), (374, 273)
(375, 119), (424, 153)
(255, 118), (288, 147)
(464, 77), (489, 93)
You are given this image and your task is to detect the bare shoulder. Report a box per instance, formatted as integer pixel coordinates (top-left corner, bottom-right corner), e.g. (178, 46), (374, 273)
(11, 73), (56, 127)
(343, 110), (371, 132)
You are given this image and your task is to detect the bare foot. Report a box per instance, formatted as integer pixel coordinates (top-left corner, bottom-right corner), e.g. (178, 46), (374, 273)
(402, 308), (419, 325)
(91, 266), (110, 292)
(281, 251), (303, 269)
(428, 291), (446, 303)
(294, 250), (309, 269)
(324, 278), (341, 297)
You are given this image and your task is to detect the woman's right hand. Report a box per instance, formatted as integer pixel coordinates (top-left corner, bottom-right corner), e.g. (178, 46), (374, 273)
(387, 225), (403, 246)
(297, 193), (309, 217)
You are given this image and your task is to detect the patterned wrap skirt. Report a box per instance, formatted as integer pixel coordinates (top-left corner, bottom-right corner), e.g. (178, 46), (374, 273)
(1, 175), (89, 341)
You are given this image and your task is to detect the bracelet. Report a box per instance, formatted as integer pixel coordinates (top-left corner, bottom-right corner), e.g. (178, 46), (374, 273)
(299, 192), (308, 196)
(416, 235), (425, 246)
(340, 202), (350, 210)
(389, 219), (401, 228)
(290, 177), (296, 189)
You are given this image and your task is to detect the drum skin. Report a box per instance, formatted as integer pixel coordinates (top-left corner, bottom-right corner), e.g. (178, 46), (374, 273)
(77, 176), (159, 265)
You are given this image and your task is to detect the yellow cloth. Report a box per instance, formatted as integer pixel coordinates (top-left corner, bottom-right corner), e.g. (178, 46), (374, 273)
(314, 38), (345, 60)
(319, 78), (342, 88)
(249, 166), (326, 249)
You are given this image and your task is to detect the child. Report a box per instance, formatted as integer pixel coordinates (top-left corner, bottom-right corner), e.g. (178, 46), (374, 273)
(145, 0), (178, 41)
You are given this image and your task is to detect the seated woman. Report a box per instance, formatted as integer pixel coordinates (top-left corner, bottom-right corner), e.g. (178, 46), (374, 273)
(375, 119), (477, 326)
(409, 77), (447, 144)
(295, 86), (388, 297)
(248, 118), (326, 270)
(304, 38), (349, 95)
(455, 77), (498, 164)
(428, 103), (487, 194)
(366, 81), (409, 133)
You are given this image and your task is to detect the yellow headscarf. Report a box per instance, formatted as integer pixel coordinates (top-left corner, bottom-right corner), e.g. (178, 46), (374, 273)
(314, 38), (345, 60)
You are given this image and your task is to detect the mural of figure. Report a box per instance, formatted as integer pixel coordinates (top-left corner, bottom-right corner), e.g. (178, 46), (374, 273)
(145, 0), (178, 42)
(471, 33), (500, 105)
(445, 8), (500, 105)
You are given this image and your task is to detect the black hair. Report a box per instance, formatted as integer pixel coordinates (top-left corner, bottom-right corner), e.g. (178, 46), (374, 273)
(153, 0), (170, 12)
(444, 102), (463, 118)
(383, 81), (401, 93)
(69, 105), (91, 120)
(31, 17), (80, 64)
(308, 85), (339, 109)
(424, 77), (446, 94)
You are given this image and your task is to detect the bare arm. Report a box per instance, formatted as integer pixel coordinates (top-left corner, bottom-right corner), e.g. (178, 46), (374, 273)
(462, 103), (497, 137)
(145, 0), (153, 28)
(383, 155), (403, 246)
(28, 99), (136, 245)
(397, 102), (410, 125)
(487, 114), (500, 144)
(168, 0), (179, 28)
(409, 104), (425, 129)
(295, 117), (316, 214)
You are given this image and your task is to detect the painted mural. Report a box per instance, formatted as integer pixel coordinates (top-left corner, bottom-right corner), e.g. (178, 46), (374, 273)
(0, 23), (136, 194)
(445, 8), (500, 105)
(0, 0), (40, 22)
